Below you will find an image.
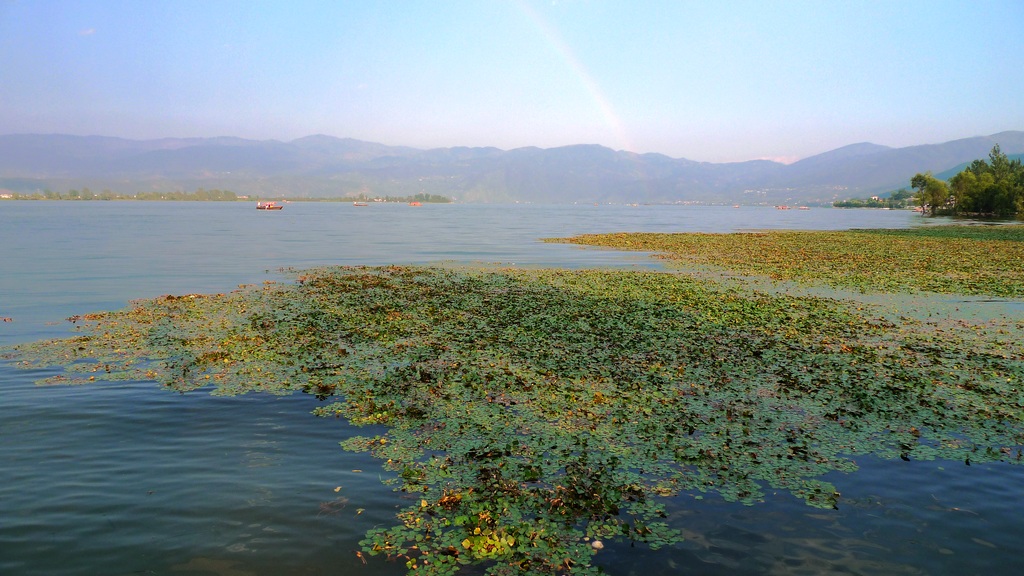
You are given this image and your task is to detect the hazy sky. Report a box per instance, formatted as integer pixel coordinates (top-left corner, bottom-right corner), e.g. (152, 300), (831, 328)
(2, 0), (1022, 162)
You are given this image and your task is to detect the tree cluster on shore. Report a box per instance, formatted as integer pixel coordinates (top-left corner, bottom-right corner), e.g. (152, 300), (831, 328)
(300, 192), (453, 203)
(833, 188), (915, 209)
(1, 189), (452, 203)
(3, 188), (239, 201)
(913, 145), (1024, 217)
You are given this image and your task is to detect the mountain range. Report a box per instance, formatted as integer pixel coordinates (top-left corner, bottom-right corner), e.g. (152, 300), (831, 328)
(1, 131), (1022, 204)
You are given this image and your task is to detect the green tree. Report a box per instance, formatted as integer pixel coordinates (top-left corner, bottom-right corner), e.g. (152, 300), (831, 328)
(942, 145), (1024, 217)
(911, 172), (950, 216)
(987, 145), (1024, 216)
(949, 169), (979, 212)
(890, 188), (914, 201)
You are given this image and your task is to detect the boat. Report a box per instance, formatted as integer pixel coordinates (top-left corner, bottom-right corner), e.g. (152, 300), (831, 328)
(256, 201), (283, 210)
(408, 201), (422, 206)
(353, 201), (369, 207)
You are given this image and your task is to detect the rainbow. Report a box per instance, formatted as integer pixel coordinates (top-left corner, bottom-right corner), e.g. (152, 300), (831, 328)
(514, 1), (633, 153)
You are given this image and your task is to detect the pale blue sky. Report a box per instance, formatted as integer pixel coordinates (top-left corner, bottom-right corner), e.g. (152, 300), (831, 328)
(1, 0), (1022, 162)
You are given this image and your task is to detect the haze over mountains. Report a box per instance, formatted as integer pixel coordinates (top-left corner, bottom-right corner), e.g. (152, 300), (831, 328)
(1, 131), (1022, 204)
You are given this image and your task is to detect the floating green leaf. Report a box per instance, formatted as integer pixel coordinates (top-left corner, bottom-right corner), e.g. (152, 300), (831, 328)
(4, 226), (1024, 575)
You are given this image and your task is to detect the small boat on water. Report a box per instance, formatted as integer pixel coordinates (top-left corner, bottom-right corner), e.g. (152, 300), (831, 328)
(353, 201), (369, 207)
(256, 201), (283, 210)
(408, 201), (422, 206)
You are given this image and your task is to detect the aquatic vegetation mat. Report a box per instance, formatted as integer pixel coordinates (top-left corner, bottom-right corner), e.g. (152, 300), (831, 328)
(4, 249), (1024, 574)
(549, 225), (1024, 296)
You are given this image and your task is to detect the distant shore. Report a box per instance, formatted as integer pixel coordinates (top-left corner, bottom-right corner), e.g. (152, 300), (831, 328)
(0, 191), (452, 203)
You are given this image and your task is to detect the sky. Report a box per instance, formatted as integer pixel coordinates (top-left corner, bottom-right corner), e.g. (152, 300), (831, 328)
(1, 0), (1022, 163)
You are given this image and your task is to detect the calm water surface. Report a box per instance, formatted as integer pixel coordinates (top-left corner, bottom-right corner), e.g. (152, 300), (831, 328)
(2, 201), (1022, 575)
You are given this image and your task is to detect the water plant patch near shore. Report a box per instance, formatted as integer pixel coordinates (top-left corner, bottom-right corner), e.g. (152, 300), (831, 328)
(548, 225), (1024, 296)
(4, 227), (1024, 575)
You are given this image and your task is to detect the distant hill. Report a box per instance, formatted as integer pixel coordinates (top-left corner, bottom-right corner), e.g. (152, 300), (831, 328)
(933, 151), (1024, 181)
(1, 131), (1022, 204)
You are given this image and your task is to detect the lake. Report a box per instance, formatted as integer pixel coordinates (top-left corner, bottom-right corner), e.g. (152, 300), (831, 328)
(2, 201), (1022, 575)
